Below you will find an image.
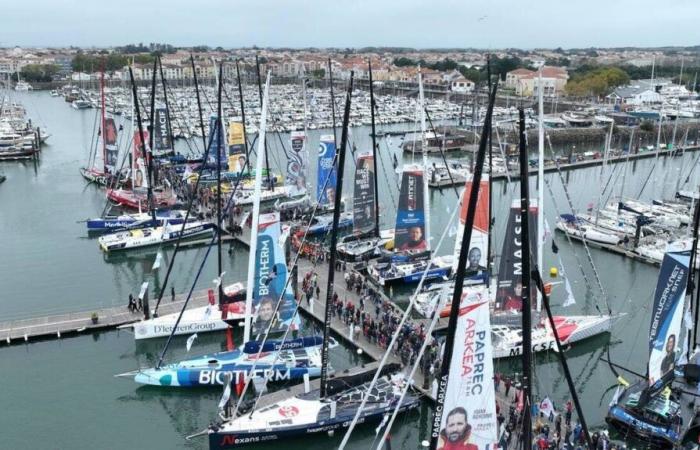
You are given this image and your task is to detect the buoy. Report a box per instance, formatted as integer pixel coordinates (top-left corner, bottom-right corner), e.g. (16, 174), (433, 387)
(550, 267), (558, 278)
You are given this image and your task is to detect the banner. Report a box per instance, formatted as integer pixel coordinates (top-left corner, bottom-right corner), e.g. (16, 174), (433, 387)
(252, 212), (301, 336)
(453, 175), (490, 275)
(352, 152), (376, 234)
(227, 122), (246, 174)
(648, 251), (689, 387)
(286, 131), (307, 197)
(437, 285), (498, 450)
(152, 106), (172, 157)
(207, 116), (226, 165)
(132, 130), (150, 188)
(317, 135), (337, 206)
(103, 117), (119, 171)
(394, 164), (428, 253)
(494, 200), (538, 311)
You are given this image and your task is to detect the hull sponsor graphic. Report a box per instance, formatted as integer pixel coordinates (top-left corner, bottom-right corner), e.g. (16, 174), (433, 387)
(286, 131), (307, 197)
(316, 135), (337, 206)
(152, 106), (172, 156)
(394, 166), (428, 253)
(437, 285), (498, 450)
(227, 122), (247, 173)
(103, 118), (119, 171)
(253, 212), (301, 335)
(353, 152), (376, 234)
(453, 176), (490, 275)
(132, 130), (150, 188)
(648, 251), (689, 387)
(495, 200), (538, 311)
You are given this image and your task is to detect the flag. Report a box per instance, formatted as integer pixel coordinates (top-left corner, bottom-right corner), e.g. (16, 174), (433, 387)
(152, 252), (163, 270)
(539, 397), (555, 417)
(551, 240), (559, 254)
(559, 256), (575, 307)
(213, 271), (226, 288)
(186, 333), (198, 352)
(375, 413), (390, 435)
(218, 372), (233, 410)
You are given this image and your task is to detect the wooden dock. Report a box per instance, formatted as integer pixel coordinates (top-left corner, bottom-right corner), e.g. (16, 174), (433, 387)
(0, 292), (211, 345)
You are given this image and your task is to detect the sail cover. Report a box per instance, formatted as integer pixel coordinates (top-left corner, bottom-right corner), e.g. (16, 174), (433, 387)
(103, 117), (119, 172)
(436, 285), (498, 450)
(452, 175), (489, 276)
(152, 106), (173, 157)
(317, 135), (337, 206)
(252, 212), (301, 336)
(495, 199), (538, 311)
(227, 121), (246, 174)
(394, 164), (428, 253)
(352, 151), (376, 234)
(648, 250), (690, 387)
(286, 131), (307, 197)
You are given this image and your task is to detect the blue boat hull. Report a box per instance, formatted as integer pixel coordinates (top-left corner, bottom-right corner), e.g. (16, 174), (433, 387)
(607, 405), (679, 446)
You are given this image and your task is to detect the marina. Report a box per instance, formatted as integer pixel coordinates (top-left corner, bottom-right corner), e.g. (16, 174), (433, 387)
(5, 29), (700, 450)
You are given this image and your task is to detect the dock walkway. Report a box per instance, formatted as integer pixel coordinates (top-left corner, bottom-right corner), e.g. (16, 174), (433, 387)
(0, 292), (211, 344)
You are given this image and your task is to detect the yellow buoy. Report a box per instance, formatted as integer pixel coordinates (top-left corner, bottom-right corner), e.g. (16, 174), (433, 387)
(549, 267), (558, 278)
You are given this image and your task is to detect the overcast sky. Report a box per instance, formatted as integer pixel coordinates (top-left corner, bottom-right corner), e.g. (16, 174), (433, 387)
(2, 0), (699, 49)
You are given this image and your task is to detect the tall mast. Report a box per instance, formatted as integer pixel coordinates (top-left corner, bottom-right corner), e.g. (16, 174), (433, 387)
(243, 71), (272, 343)
(255, 55), (272, 190)
(429, 79), (498, 450)
(100, 67), (107, 174)
(518, 108), (534, 450)
(537, 69), (545, 312)
(128, 65), (150, 221)
(216, 62), (224, 302)
(688, 181), (700, 354)
(486, 55), (493, 272)
(146, 58), (158, 223)
(328, 57), (338, 149)
(320, 72), (354, 398)
(368, 59), (380, 237)
(235, 60), (250, 173)
(418, 69), (431, 251)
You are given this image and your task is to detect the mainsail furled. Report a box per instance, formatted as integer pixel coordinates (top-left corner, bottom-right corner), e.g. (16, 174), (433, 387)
(227, 121), (246, 173)
(452, 175), (490, 275)
(352, 151), (376, 235)
(436, 285), (498, 450)
(648, 250), (690, 388)
(317, 135), (337, 206)
(132, 130), (150, 189)
(252, 212), (301, 336)
(394, 163), (429, 253)
(286, 131), (307, 196)
(495, 199), (538, 311)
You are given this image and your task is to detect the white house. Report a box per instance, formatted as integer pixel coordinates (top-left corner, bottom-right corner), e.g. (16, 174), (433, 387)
(451, 76), (475, 93)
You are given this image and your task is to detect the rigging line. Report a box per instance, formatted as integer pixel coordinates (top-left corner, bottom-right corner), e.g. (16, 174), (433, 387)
(230, 131), (351, 418)
(424, 107), (460, 198)
(154, 141), (251, 370)
(161, 81), (202, 157)
(340, 170), (464, 450)
(543, 177), (595, 295)
(546, 134), (608, 306)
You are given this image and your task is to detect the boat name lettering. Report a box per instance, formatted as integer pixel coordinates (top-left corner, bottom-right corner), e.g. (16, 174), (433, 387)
(650, 265), (683, 342)
(198, 368), (292, 385)
(153, 322), (217, 334)
(460, 318), (486, 395)
(258, 239), (271, 297)
(431, 374), (449, 437)
(513, 214), (522, 275)
(508, 341), (555, 357)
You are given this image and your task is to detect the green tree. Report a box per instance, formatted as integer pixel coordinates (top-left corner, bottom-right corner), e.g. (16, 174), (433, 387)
(20, 64), (61, 82)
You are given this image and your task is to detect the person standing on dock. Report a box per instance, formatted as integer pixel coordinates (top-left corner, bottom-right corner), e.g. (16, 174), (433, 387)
(171, 286), (175, 302)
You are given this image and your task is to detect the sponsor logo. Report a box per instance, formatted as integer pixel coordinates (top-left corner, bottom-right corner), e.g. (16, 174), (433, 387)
(198, 368), (292, 385)
(508, 340), (555, 357)
(278, 405), (299, 418)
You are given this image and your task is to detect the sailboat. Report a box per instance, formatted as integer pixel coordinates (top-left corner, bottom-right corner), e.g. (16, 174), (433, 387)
(199, 71), (418, 449)
(367, 71), (451, 285)
(80, 70), (119, 186)
(606, 249), (695, 446)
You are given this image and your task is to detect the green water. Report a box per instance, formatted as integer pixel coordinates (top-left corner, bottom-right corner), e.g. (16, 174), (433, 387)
(1, 91), (699, 448)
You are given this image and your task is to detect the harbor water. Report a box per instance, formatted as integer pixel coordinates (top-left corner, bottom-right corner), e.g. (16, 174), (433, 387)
(1, 91), (697, 448)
